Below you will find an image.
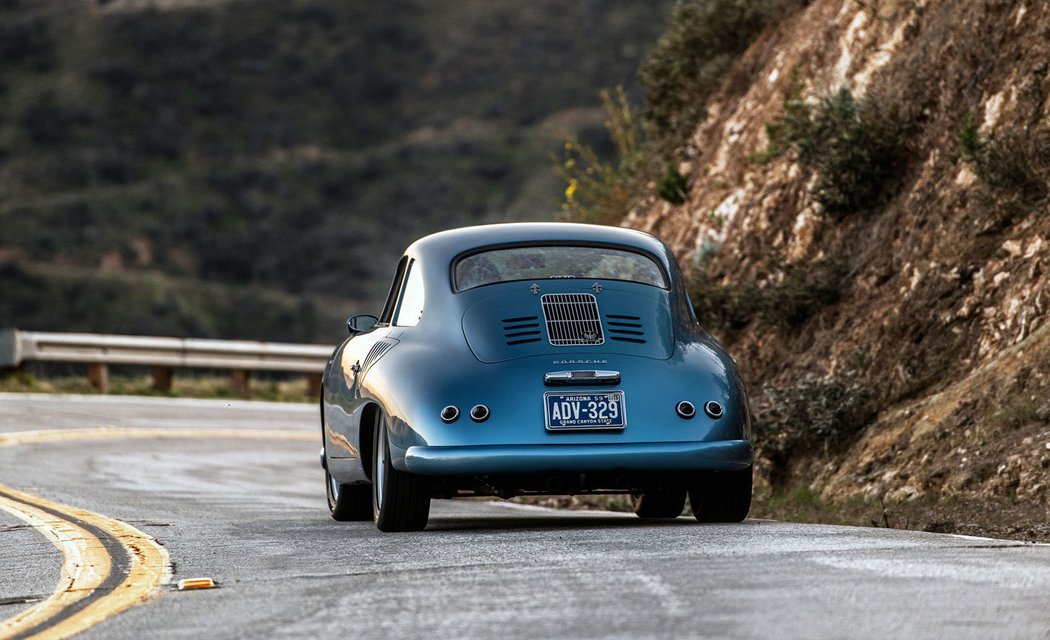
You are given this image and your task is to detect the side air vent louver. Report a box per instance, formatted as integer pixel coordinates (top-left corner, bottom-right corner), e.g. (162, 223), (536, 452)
(361, 338), (398, 372)
(605, 314), (647, 344)
(541, 293), (604, 346)
(502, 316), (542, 346)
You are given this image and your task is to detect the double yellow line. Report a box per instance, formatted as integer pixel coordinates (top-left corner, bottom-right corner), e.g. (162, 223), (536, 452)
(0, 427), (313, 639)
(0, 486), (168, 640)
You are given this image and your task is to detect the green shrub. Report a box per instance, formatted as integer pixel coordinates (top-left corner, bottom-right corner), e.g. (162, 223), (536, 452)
(0, 12), (53, 69)
(18, 90), (95, 146)
(990, 401), (1039, 429)
(756, 258), (846, 327)
(757, 88), (911, 218)
(656, 163), (688, 204)
(554, 86), (644, 223)
(640, 0), (786, 143)
(690, 274), (757, 330)
(690, 257), (846, 331)
(956, 111), (981, 162)
(972, 127), (1050, 212)
(803, 89), (911, 217)
(753, 372), (876, 482)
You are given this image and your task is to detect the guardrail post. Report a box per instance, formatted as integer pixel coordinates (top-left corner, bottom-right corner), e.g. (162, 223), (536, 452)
(0, 329), (19, 369)
(231, 369), (251, 396)
(87, 364), (109, 394)
(307, 373), (322, 397)
(152, 366), (174, 392)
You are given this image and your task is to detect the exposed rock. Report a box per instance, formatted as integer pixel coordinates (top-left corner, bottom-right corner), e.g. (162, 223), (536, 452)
(625, 0), (1050, 521)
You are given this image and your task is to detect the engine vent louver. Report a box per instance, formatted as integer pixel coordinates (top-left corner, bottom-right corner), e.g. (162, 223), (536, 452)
(541, 293), (604, 346)
(605, 314), (647, 344)
(502, 316), (542, 346)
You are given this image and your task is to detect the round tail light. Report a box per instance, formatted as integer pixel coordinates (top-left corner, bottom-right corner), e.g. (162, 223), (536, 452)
(704, 401), (724, 419)
(675, 401), (696, 419)
(440, 405), (460, 423)
(469, 404), (490, 423)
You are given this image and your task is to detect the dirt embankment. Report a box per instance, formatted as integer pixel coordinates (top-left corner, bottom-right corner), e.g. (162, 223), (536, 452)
(627, 0), (1050, 538)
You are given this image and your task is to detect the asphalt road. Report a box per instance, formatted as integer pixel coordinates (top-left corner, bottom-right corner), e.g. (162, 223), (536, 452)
(1, 393), (1049, 639)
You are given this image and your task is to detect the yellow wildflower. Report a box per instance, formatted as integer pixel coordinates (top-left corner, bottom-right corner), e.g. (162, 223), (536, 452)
(565, 179), (578, 200)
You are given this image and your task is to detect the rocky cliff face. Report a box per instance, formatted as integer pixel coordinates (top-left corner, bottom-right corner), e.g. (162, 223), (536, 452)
(626, 0), (1050, 534)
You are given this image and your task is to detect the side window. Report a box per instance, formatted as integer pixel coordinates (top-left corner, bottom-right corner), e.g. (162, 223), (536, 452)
(394, 260), (425, 327)
(378, 257), (409, 325)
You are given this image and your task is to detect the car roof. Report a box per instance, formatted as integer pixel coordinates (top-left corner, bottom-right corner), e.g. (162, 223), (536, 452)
(405, 222), (674, 272)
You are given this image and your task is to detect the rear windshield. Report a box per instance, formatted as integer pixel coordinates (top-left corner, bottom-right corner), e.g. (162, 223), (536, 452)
(454, 245), (668, 291)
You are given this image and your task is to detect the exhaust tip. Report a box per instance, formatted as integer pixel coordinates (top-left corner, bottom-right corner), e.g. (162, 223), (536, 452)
(704, 401), (724, 419)
(469, 404), (490, 423)
(675, 401), (696, 419)
(440, 405), (460, 423)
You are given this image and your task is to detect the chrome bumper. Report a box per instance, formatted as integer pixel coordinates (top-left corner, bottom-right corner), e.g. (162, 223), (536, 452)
(401, 440), (751, 476)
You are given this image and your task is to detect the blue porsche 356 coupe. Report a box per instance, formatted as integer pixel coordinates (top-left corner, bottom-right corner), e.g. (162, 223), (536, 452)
(321, 223), (752, 531)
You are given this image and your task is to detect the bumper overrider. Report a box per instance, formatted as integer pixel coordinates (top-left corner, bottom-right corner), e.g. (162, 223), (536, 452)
(402, 440), (752, 476)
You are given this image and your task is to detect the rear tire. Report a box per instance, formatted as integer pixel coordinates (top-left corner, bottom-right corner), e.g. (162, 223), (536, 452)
(323, 392), (372, 522)
(689, 468), (752, 523)
(631, 488), (687, 518)
(326, 470), (373, 521)
(372, 411), (430, 532)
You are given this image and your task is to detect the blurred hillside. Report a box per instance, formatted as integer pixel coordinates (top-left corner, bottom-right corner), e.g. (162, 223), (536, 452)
(0, 0), (673, 343)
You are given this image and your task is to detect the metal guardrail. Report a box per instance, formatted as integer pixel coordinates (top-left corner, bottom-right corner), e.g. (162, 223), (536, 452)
(0, 329), (332, 395)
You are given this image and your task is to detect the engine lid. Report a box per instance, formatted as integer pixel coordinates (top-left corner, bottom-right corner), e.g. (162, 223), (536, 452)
(461, 280), (674, 363)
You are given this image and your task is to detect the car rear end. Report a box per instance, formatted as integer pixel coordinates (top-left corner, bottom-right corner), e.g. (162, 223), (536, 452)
(396, 271), (751, 497)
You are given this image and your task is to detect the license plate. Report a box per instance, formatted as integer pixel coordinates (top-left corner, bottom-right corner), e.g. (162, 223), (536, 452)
(544, 391), (626, 431)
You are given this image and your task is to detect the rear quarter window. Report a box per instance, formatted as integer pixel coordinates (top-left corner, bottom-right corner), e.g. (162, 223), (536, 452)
(394, 260), (425, 327)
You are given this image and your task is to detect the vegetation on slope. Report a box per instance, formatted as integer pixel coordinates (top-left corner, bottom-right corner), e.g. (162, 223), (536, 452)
(639, 0), (795, 144)
(0, 0), (673, 342)
(561, 0), (1050, 538)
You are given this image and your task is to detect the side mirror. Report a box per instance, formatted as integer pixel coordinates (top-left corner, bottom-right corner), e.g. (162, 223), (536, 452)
(347, 314), (379, 335)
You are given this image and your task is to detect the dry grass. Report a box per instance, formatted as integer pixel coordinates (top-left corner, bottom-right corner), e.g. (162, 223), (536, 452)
(0, 370), (314, 403)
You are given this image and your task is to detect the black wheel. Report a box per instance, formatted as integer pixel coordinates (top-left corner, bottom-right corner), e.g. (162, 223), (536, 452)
(631, 488), (687, 518)
(372, 411), (430, 532)
(689, 468), (752, 523)
(326, 469), (373, 521)
(322, 392), (377, 522)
